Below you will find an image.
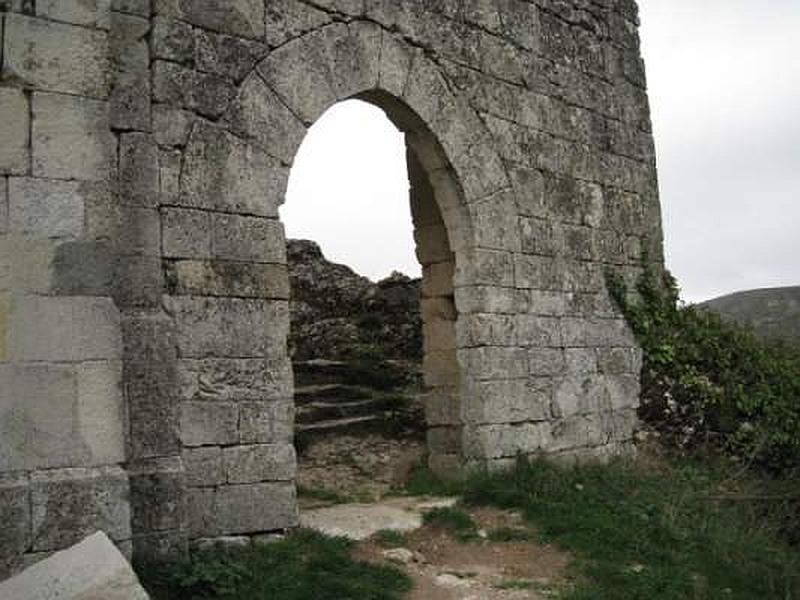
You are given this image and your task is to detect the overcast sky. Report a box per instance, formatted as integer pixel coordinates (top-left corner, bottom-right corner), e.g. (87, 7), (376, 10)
(282, 1), (799, 303)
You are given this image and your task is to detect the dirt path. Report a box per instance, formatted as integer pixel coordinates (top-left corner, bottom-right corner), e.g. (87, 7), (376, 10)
(353, 506), (570, 600)
(297, 433), (572, 598)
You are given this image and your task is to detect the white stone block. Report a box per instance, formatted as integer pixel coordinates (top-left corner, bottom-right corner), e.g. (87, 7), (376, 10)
(0, 531), (148, 599)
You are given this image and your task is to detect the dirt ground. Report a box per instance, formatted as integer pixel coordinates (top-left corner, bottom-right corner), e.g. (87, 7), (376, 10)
(296, 433), (572, 599)
(354, 506), (570, 600)
(297, 433), (426, 505)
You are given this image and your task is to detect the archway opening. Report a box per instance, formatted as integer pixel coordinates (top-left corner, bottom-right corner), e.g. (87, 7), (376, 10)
(281, 98), (462, 505)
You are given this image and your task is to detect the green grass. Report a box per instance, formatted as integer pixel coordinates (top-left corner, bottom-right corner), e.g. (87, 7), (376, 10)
(462, 457), (800, 600)
(487, 526), (536, 542)
(296, 485), (350, 505)
(422, 506), (479, 541)
(373, 529), (407, 548)
(400, 459), (464, 497)
(139, 528), (412, 600)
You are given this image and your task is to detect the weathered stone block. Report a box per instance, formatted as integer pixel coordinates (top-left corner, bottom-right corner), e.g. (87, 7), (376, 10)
(455, 249), (513, 288)
(153, 105), (193, 148)
(256, 33), (337, 124)
(152, 59), (235, 118)
(424, 386), (461, 426)
(9, 294), (121, 362)
(222, 443), (296, 484)
(179, 121), (288, 217)
(32, 92), (115, 181)
(565, 348), (598, 374)
(110, 12), (150, 131)
(120, 133), (158, 207)
(187, 487), (216, 537)
(122, 315), (180, 459)
(165, 296), (289, 358)
(2, 14), (109, 97)
(421, 261), (455, 298)
(515, 315), (562, 347)
(226, 73), (306, 163)
(326, 21), (382, 99)
(179, 400), (238, 447)
(155, 0), (265, 39)
(36, 0), (111, 29)
(0, 531), (149, 600)
(151, 15), (194, 62)
(30, 466), (130, 552)
(560, 317), (635, 348)
(213, 482), (297, 535)
(52, 241), (114, 296)
(195, 28), (268, 82)
(0, 474), (30, 577)
(0, 361), (125, 471)
(597, 346), (642, 375)
(0, 88), (28, 175)
(165, 259), (290, 299)
(239, 399), (293, 444)
(459, 346), (528, 381)
(183, 446), (223, 487)
(211, 214), (286, 264)
(128, 457), (185, 533)
(378, 29), (414, 97)
(463, 377), (552, 424)
(8, 177), (85, 239)
(529, 348), (566, 377)
(161, 206), (211, 259)
(464, 422), (552, 460)
(0, 235), (56, 294)
(176, 356), (292, 402)
(457, 313), (517, 348)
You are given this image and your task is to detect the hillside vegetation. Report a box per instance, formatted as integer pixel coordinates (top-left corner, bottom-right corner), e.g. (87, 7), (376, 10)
(701, 286), (800, 346)
(609, 268), (800, 475)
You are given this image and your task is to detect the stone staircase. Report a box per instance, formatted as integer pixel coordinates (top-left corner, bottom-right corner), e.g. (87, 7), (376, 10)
(293, 359), (424, 437)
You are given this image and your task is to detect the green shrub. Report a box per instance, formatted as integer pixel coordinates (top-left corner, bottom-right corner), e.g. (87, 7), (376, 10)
(607, 266), (800, 475)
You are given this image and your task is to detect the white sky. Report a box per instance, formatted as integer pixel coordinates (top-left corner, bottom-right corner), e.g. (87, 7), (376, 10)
(282, 1), (799, 302)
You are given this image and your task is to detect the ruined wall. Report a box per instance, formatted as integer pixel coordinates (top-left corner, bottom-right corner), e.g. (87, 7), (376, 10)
(0, 0), (663, 574)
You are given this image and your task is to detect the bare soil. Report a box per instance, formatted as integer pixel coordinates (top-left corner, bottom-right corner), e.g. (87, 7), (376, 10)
(355, 506), (571, 600)
(297, 433), (426, 505)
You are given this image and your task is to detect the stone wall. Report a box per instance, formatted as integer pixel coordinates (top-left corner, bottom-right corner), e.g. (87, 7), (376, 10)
(0, 0), (663, 574)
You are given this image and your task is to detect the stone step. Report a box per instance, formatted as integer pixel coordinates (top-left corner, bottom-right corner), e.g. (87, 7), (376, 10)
(296, 415), (380, 434)
(296, 398), (388, 424)
(294, 383), (373, 405)
(293, 359), (411, 390)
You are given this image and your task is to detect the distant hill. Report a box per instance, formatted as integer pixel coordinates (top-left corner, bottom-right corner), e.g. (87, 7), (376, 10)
(699, 286), (800, 345)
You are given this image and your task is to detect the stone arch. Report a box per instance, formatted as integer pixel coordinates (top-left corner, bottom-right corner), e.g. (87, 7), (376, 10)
(203, 21), (521, 478)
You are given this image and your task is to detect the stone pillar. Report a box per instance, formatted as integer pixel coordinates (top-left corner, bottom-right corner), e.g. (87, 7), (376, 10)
(407, 147), (462, 477)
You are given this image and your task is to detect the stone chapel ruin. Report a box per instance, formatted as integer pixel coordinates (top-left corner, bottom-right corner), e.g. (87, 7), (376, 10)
(0, 0), (664, 577)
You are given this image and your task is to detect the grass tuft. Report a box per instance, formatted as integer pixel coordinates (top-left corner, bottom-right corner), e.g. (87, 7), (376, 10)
(422, 506), (479, 541)
(139, 528), (412, 600)
(373, 529), (407, 548)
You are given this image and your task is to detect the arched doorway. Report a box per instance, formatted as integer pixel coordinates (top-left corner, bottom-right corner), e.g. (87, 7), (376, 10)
(280, 97), (464, 501)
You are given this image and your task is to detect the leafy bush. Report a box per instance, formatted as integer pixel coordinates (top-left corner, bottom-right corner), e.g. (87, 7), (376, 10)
(607, 266), (800, 474)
